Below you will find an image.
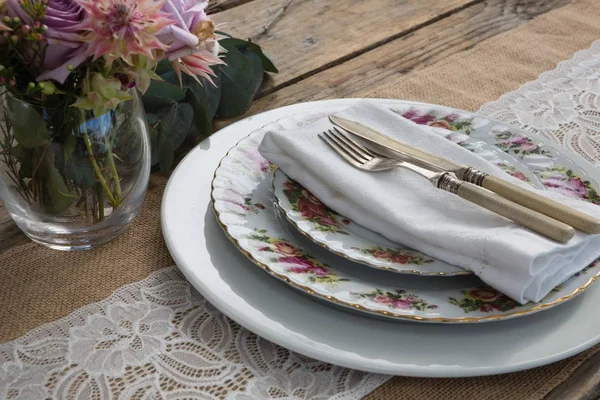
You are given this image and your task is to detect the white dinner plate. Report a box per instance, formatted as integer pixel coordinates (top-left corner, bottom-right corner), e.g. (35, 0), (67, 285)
(163, 99), (600, 376)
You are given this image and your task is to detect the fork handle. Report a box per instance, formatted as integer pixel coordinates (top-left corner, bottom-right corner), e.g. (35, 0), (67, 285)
(437, 174), (575, 243)
(456, 167), (600, 234)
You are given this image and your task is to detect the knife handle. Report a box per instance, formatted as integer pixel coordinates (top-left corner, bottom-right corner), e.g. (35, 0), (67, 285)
(437, 174), (575, 243)
(482, 175), (600, 234)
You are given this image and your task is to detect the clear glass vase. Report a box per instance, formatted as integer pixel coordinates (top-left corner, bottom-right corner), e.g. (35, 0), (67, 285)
(0, 91), (151, 250)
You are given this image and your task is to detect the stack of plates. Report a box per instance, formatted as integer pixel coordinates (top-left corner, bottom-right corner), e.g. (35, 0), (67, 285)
(163, 99), (600, 376)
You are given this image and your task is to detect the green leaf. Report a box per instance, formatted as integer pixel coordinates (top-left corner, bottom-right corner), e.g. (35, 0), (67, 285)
(241, 49), (264, 93)
(155, 59), (173, 75)
(6, 96), (51, 148)
(171, 102), (194, 149)
(39, 154), (75, 213)
(220, 37), (278, 73)
(149, 126), (159, 166)
(158, 109), (175, 172)
(146, 113), (159, 126)
(142, 80), (186, 113)
(185, 77), (212, 136)
(216, 46), (256, 118)
(161, 70), (181, 86)
(203, 74), (221, 119)
(64, 134), (77, 161)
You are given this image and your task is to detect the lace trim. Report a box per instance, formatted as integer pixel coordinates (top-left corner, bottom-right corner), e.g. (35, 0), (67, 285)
(0, 268), (389, 399)
(479, 40), (600, 164)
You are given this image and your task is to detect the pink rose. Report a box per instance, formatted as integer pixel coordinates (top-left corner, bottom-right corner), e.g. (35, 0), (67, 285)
(543, 176), (588, 198)
(373, 295), (392, 304)
(511, 171), (528, 182)
(312, 267), (330, 276)
(373, 250), (392, 259)
(402, 109), (435, 125)
(503, 134), (527, 145)
(444, 113), (459, 122)
(280, 256), (315, 270)
(479, 304), (493, 312)
(391, 299), (412, 309)
(520, 142), (537, 152)
(7, 0), (89, 83)
(391, 254), (411, 264)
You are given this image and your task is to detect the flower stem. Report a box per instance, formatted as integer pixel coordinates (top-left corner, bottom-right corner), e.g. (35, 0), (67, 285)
(105, 139), (121, 200)
(81, 122), (117, 207)
(96, 183), (105, 221)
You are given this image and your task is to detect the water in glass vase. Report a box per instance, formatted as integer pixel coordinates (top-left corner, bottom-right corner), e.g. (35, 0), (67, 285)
(0, 91), (151, 250)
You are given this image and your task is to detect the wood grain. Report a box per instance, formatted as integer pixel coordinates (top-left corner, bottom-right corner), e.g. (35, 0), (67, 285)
(207, 0), (255, 13)
(211, 0), (478, 95)
(217, 0), (569, 128)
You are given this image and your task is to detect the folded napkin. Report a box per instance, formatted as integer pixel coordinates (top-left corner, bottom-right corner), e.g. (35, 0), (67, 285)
(259, 102), (600, 304)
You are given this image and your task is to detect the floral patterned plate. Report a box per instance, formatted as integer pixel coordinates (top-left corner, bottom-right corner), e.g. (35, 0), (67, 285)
(211, 103), (600, 323)
(273, 169), (470, 276)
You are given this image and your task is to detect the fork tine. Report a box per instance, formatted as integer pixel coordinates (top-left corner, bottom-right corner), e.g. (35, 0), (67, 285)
(319, 132), (367, 169)
(325, 129), (371, 163)
(331, 127), (377, 158)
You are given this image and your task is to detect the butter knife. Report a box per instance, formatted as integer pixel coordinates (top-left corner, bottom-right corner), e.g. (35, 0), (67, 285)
(330, 115), (600, 234)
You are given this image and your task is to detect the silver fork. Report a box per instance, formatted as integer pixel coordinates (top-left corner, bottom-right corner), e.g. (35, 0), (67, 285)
(318, 128), (575, 243)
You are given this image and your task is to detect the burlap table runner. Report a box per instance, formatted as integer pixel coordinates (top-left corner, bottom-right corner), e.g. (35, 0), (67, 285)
(1, 0), (599, 398)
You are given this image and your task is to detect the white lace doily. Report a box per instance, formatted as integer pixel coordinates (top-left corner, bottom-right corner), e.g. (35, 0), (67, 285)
(0, 268), (388, 399)
(479, 40), (600, 164)
(2, 38), (600, 400)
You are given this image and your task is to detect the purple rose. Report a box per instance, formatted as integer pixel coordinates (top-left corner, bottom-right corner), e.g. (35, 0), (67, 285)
(159, 0), (212, 60)
(7, 0), (89, 83)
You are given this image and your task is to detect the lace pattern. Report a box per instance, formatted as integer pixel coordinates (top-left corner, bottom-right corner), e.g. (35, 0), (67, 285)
(479, 40), (600, 164)
(0, 268), (389, 399)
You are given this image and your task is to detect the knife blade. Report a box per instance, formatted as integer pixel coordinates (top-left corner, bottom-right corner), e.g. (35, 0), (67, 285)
(329, 114), (600, 234)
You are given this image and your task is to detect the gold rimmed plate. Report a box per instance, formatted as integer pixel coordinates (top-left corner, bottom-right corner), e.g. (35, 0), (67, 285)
(211, 104), (600, 323)
(273, 169), (471, 276)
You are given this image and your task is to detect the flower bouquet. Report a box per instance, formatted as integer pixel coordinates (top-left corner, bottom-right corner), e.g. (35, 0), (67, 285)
(0, 0), (274, 249)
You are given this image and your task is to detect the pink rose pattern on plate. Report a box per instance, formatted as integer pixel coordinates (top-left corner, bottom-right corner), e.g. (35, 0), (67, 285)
(283, 179), (348, 234)
(537, 166), (600, 204)
(496, 162), (531, 183)
(351, 246), (434, 265)
(353, 289), (438, 311)
(400, 109), (474, 134)
(494, 130), (551, 157)
(249, 229), (349, 285)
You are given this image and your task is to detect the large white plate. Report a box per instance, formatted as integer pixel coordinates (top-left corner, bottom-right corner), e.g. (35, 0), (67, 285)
(163, 99), (600, 376)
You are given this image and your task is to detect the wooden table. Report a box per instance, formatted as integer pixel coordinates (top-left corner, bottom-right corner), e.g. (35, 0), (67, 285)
(1, 0), (598, 398)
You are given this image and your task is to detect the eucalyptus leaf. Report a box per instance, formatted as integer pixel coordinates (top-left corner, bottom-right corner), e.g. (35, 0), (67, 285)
(142, 80), (186, 112)
(158, 112), (175, 173)
(241, 49), (264, 93)
(203, 74), (221, 119)
(161, 70), (180, 86)
(219, 38), (278, 73)
(6, 95), (51, 148)
(155, 59), (173, 75)
(17, 147), (33, 180)
(171, 103), (194, 149)
(149, 126), (159, 166)
(40, 154), (75, 213)
(185, 77), (212, 136)
(146, 113), (159, 126)
(216, 46), (256, 118)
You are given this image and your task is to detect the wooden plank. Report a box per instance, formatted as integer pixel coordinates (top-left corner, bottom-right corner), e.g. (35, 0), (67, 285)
(211, 0), (478, 94)
(544, 351), (600, 400)
(217, 0), (569, 129)
(207, 0), (256, 14)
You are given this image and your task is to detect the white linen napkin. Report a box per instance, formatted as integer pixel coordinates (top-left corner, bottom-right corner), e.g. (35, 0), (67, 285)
(258, 102), (600, 304)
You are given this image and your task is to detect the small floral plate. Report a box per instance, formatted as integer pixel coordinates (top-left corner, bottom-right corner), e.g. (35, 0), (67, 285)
(273, 169), (470, 276)
(211, 102), (600, 323)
